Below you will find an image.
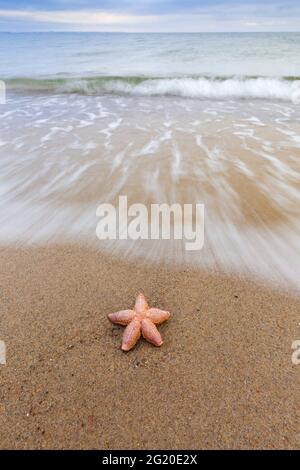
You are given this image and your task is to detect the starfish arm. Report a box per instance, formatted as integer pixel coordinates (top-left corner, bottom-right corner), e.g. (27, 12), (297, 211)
(108, 310), (135, 326)
(122, 318), (141, 351)
(141, 318), (163, 347)
(146, 308), (171, 325)
(134, 293), (149, 314)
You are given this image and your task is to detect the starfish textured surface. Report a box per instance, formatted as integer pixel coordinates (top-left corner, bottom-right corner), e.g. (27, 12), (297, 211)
(108, 293), (171, 351)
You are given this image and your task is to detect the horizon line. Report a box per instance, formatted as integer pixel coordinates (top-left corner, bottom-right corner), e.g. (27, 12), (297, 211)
(1, 30), (299, 34)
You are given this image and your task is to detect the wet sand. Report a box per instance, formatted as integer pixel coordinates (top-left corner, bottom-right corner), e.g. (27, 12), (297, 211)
(0, 244), (299, 449)
(2, 94), (300, 286)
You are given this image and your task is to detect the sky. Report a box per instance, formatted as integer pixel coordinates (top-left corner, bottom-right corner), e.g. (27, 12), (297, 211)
(0, 1), (299, 32)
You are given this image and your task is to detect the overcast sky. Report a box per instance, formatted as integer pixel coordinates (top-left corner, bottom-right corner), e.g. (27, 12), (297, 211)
(0, 1), (299, 32)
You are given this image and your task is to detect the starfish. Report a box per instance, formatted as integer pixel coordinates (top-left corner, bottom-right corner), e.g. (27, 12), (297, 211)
(108, 293), (171, 351)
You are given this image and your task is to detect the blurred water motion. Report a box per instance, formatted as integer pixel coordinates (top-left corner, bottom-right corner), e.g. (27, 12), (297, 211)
(0, 93), (300, 288)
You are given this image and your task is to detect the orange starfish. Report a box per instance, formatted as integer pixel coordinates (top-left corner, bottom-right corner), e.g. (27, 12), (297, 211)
(108, 293), (171, 351)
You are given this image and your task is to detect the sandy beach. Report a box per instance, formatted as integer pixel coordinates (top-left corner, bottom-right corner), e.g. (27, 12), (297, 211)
(0, 244), (299, 449)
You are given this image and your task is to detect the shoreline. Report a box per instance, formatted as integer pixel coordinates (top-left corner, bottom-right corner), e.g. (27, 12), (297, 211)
(0, 244), (299, 449)
(2, 92), (300, 289)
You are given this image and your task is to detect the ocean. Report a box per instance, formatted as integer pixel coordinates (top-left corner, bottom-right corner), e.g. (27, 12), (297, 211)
(0, 32), (300, 286)
(1, 32), (300, 99)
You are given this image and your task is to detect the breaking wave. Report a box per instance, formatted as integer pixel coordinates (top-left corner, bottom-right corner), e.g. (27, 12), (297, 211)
(6, 75), (300, 102)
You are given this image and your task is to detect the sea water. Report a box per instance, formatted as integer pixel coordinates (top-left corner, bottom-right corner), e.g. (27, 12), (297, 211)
(0, 33), (300, 287)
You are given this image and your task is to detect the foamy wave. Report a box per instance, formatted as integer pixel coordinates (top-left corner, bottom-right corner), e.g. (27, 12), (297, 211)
(7, 76), (300, 102)
(101, 78), (300, 102)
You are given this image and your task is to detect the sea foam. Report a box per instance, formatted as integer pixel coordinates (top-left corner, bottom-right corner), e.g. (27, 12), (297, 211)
(101, 77), (300, 102)
(7, 76), (300, 103)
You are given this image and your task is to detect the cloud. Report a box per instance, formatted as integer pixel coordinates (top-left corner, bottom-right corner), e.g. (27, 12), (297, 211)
(0, 2), (299, 31)
(0, 9), (158, 25)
